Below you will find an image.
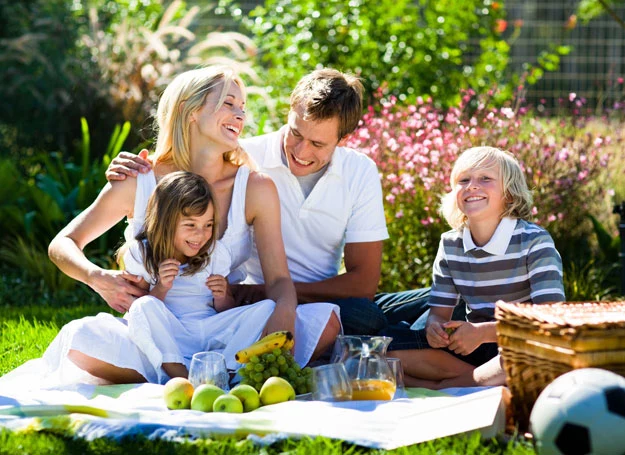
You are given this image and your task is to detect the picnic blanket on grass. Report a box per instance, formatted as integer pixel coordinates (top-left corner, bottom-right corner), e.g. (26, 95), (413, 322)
(0, 378), (508, 450)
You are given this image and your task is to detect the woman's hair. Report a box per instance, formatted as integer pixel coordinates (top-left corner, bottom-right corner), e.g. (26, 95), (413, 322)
(123, 171), (218, 281)
(153, 65), (252, 170)
(440, 146), (533, 230)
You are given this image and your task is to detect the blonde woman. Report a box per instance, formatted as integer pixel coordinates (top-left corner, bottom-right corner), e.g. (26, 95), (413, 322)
(44, 66), (340, 385)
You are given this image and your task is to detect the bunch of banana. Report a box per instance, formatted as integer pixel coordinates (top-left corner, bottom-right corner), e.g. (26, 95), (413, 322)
(235, 331), (294, 363)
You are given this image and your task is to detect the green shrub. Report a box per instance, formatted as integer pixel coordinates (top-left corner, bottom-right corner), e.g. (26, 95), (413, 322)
(219, 0), (513, 125)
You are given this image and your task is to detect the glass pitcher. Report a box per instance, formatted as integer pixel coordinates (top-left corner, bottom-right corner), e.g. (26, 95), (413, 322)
(332, 335), (396, 401)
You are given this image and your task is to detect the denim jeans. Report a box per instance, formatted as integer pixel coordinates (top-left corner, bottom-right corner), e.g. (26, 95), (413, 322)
(328, 297), (388, 335)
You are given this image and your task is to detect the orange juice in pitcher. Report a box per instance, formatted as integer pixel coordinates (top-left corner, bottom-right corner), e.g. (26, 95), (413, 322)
(332, 335), (396, 401)
(350, 379), (396, 401)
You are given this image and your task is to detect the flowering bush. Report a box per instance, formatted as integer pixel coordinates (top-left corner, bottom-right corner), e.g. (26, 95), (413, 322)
(347, 91), (621, 291)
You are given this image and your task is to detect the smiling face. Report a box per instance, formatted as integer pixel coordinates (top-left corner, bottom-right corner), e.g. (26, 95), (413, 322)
(190, 80), (246, 153)
(282, 104), (347, 177)
(173, 203), (215, 262)
(454, 161), (507, 225)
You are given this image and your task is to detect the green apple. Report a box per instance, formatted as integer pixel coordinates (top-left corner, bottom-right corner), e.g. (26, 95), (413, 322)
(163, 377), (194, 410)
(191, 384), (225, 412)
(259, 376), (295, 406)
(212, 394), (244, 413)
(229, 384), (261, 412)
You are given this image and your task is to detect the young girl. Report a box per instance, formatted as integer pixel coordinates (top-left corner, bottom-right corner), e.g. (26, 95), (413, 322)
(389, 146), (566, 388)
(122, 171), (235, 380)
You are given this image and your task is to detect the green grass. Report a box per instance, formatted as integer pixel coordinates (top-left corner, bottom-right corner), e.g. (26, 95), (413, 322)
(0, 273), (536, 454)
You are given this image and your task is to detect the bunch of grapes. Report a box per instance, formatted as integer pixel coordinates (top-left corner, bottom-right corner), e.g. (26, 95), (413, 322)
(237, 347), (313, 395)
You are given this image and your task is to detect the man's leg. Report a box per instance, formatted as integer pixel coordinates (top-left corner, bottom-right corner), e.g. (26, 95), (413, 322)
(374, 288), (431, 325)
(330, 297), (388, 335)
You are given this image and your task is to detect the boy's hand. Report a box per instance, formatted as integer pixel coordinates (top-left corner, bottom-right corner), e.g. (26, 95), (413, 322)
(445, 321), (481, 356)
(106, 149), (152, 181)
(206, 274), (229, 298)
(425, 320), (451, 348)
(155, 259), (180, 292)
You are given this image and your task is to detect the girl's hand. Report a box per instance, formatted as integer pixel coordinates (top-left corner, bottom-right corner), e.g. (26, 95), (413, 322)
(155, 259), (180, 292)
(206, 274), (229, 297)
(445, 321), (481, 356)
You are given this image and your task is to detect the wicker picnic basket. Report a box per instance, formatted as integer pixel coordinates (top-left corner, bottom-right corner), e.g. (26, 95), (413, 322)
(495, 300), (625, 430)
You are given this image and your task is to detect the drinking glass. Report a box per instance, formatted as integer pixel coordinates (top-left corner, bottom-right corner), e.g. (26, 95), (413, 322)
(188, 351), (229, 391)
(311, 363), (353, 402)
(386, 357), (406, 399)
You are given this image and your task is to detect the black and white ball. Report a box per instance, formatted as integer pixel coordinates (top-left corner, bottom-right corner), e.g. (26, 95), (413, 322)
(529, 368), (625, 455)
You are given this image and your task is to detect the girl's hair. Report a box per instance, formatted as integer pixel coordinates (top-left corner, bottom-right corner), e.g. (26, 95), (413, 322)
(153, 65), (252, 170)
(440, 146), (533, 229)
(127, 171), (218, 281)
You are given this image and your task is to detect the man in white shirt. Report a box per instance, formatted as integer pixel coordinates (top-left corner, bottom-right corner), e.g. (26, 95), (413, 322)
(107, 68), (418, 335)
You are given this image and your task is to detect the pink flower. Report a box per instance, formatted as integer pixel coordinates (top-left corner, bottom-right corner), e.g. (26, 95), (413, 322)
(618, 77), (624, 84)
(569, 93), (576, 102)
(395, 210), (404, 219)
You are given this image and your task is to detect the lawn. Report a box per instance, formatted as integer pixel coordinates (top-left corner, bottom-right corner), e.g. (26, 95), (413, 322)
(0, 279), (537, 455)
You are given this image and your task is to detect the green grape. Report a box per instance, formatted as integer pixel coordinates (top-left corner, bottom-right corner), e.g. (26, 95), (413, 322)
(296, 385), (307, 395)
(254, 363), (265, 372)
(292, 362), (301, 372)
(254, 381), (263, 391)
(294, 376), (305, 386)
(276, 355), (286, 365)
(302, 366), (313, 376)
(270, 366), (279, 376)
(238, 368), (248, 378)
(265, 353), (276, 363)
(253, 372), (264, 383)
(286, 368), (297, 380)
(279, 363), (288, 373)
(250, 355), (260, 364)
(263, 370), (271, 379)
(245, 362), (255, 372)
(272, 348), (282, 356)
(261, 353), (271, 362)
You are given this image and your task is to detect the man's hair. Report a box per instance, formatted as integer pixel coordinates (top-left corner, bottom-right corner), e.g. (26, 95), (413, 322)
(440, 146), (533, 230)
(122, 171), (218, 280)
(289, 68), (364, 140)
(153, 65), (250, 170)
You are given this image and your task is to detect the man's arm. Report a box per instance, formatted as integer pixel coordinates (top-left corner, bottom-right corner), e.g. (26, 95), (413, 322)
(106, 150), (152, 181)
(295, 241), (383, 302)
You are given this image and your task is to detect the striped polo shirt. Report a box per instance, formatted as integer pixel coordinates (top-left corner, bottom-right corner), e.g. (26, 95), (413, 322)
(427, 217), (565, 323)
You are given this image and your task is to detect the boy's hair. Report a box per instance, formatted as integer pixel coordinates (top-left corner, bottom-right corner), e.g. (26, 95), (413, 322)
(441, 146), (533, 230)
(126, 171), (218, 280)
(153, 65), (251, 171)
(289, 68), (364, 140)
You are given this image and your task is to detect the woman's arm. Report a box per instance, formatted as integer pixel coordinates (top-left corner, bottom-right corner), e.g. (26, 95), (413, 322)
(245, 172), (297, 335)
(48, 178), (147, 313)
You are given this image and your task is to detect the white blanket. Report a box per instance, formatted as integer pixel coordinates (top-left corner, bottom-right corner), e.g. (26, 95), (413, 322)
(0, 359), (507, 449)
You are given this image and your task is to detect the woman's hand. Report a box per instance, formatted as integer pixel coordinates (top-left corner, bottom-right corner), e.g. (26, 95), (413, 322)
(263, 303), (297, 338)
(88, 269), (148, 313)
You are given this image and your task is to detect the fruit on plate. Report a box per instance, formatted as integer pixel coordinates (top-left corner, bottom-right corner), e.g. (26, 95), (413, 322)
(235, 332), (313, 395)
(190, 383), (225, 412)
(234, 331), (294, 363)
(259, 376), (296, 405)
(163, 377), (194, 410)
(229, 384), (261, 412)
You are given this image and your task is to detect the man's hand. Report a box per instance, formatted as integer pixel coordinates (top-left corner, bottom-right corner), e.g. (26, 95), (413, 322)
(89, 269), (148, 313)
(106, 149), (152, 181)
(230, 284), (267, 306)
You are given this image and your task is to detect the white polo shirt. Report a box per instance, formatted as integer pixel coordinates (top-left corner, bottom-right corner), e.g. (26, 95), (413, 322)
(239, 128), (389, 284)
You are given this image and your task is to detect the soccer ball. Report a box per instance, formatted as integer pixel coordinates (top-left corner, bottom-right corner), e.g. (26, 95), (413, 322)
(529, 368), (625, 455)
